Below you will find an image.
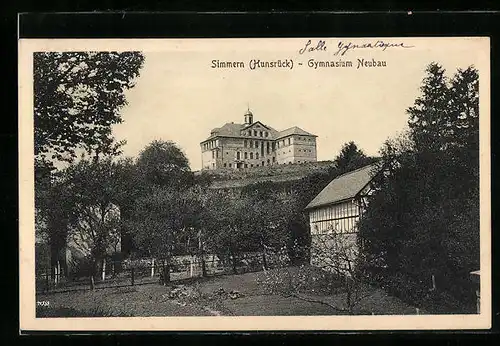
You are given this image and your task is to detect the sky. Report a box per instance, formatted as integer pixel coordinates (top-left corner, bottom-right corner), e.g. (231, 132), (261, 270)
(111, 38), (488, 171)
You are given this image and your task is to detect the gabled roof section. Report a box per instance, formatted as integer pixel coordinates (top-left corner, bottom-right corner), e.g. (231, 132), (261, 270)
(277, 126), (317, 139)
(305, 163), (379, 210)
(205, 122), (245, 140)
(242, 121), (271, 131)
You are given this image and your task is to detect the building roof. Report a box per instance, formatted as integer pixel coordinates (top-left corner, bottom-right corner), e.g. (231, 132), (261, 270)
(276, 126), (317, 139)
(209, 122), (244, 138)
(204, 121), (281, 142)
(305, 163), (379, 210)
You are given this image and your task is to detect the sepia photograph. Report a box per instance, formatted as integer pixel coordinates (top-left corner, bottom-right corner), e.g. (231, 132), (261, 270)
(18, 37), (490, 331)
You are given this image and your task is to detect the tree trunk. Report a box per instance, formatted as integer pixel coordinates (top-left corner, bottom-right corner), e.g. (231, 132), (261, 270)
(345, 276), (353, 313)
(200, 255), (207, 277)
(90, 259), (98, 290)
(230, 251), (238, 275)
(262, 252), (268, 271)
(198, 231), (207, 277)
(261, 240), (268, 271)
(164, 263), (170, 285)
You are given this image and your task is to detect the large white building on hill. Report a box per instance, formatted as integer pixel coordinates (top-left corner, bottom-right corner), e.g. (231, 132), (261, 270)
(200, 109), (317, 170)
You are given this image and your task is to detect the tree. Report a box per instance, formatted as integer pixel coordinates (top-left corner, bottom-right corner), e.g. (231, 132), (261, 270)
(34, 51), (145, 163)
(136, 140), (192, 189)
(407, 62), (452, 152)
(35, 168), (79, 282)
(201, 190), (260, 273)
(61, 157), (132, 285)
(358, 64), (480, 312)
(131, 187), (203, 283)
(334, 141), (375, 174)
(310, 227), (372, 313)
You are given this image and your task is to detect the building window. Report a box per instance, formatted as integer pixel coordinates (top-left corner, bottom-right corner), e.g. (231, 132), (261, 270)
(244, 140), (247, 148)
(216, 151), (219, 158)
(229, 163), (232, 168)
(272, 157), (276, 162)
(244, 164), (248, 168)
(262, 161), (265, 166)
(251, 164), (254, 167)
(224, 163), (227, 167)
(250, 141), (253, 148)
(256, 153), (259, 159)
(212, 151), (215, 159)
(267, 159), (270, 165)
(237, 152), (240, 160)
(259, 131), (263, 137)
(267, 142), (270, 154)
(254, 130), (257, 136)
(288, 138), (291, 146)
(265, 132), (268, 137)
(248, 130), (251, 136)
(244, 152), (248, 159)
(250, 153), (253, 159)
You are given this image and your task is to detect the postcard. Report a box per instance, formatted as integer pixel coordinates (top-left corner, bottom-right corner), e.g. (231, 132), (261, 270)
(19, 37), (491, 331)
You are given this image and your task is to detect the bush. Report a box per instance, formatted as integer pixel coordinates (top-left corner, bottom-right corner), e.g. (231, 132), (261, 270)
(68, 256), (93, 280)
(257, 266), (344, 296)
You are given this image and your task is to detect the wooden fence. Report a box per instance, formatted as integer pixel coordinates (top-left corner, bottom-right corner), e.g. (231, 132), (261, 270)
(36, 252), (287, 294)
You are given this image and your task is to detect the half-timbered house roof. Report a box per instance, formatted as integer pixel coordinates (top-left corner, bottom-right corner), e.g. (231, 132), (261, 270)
(305, 163), (379, 210)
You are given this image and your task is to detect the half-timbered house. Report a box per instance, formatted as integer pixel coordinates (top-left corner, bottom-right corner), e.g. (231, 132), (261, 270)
(305, 163), (380, 272)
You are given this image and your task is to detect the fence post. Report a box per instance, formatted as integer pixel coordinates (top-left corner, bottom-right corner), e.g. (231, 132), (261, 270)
(431, 274), (436, 291)
(101, 259), (106, 281)
(151, 258), (155, 277)
(190, 257), (194, 278)
(131, 268), (135, 286)
(476, 289), (480, 314)
(416, 308), (420, 315)
(164, 262), (170, 285)
(56, 260), (61, 285)
(201, 254), (207, 277)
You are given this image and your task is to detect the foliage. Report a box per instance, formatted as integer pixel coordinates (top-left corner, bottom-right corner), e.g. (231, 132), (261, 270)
(34, 51), (145, 163)
(131, 186), (202, 260)
(201, 190), (260, 262)
(136, 140), (193, 189)
(55, 157), (133, 277)
(358, 63), (480, 310)
(334, 141), (376, 174)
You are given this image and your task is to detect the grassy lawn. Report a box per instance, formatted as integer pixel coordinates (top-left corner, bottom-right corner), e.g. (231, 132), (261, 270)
(36, 267), (419, 317)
